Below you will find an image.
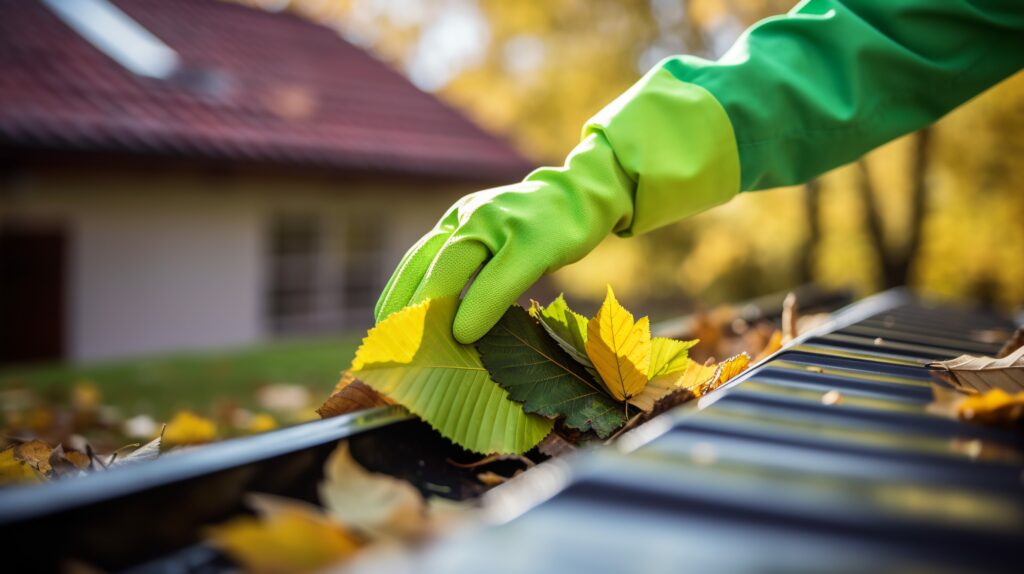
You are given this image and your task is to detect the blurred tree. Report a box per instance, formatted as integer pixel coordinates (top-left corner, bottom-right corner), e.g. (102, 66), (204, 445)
(235, 0), (1023, 311)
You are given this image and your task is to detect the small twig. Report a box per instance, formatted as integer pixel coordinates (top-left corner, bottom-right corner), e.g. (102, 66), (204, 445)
(447, 454), (535, 469)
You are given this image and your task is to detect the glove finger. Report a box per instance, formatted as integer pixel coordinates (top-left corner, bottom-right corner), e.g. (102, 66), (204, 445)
(453, 250), (545, 344)
(374, 230), (450, 323)
(409, 240), (490, 306)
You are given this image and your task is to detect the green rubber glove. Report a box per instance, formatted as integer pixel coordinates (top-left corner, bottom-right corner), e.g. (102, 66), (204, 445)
(373, 132), (634, 344)
(375, 73), (740, 343)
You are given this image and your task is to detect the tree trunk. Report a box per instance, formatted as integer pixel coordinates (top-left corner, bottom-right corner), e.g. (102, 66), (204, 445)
(797, 178), (821, 284)
(856, 159), (900, 288)
(895, 128), (931, 286)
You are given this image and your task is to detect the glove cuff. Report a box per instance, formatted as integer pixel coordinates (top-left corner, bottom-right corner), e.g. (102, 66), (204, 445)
(584, 61), (741, 236)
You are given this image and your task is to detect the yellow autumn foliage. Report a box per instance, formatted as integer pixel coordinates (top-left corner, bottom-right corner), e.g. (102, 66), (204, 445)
(585, 286), (652, 402)
(207, 501), (360, 573)
(163, 411), (217, 446)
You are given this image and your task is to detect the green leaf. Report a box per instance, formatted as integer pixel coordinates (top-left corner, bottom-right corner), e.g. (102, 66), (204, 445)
(352, 298), (552, 454)
(648, 337), (699, 378)
(478, 305), (626, 438)
(530, 295), (598, 378)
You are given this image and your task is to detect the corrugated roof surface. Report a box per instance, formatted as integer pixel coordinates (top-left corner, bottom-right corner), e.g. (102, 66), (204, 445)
(0, 0), (532, 181)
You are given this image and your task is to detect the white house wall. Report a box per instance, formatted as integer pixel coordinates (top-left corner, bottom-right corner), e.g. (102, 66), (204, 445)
(1, 166), (465, 363)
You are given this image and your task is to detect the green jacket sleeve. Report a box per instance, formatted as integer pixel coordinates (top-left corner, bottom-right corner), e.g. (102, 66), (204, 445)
(586, 0), (1024, 235)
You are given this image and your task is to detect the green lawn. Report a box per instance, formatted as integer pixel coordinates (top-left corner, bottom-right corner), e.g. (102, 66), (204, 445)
(0, 335), (362, 422)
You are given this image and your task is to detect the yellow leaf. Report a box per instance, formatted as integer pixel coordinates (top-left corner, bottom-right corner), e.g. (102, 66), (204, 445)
(318, 442), (428, 541)
(71, 380), (101, 412)
(0, 448), (42, 486)
(630, 359), (723, 411)
(163, 411), (217, 446)
(680, 360), (725, 395)
(585, 285), (651, 402)
(246, 413), (278, 434)
(206, 497), (359, 573)
(717, 353), (751, 385)
(957, 388), (1024, 424)
(648, 337), (698, 378)
(753, 329), (784, 362)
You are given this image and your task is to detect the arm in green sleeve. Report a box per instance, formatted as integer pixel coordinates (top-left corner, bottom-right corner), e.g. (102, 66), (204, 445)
(588, 0), (1024, 234)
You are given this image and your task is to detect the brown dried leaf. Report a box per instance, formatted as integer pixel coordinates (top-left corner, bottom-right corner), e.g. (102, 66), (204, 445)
(316, 379), (394, 419)
(49, 445), (86, 477)
(928, 346), (1024, 394)
(536, 432), (577, 458)
(64, 449), (91, 470)
(14, 440), (53, 476)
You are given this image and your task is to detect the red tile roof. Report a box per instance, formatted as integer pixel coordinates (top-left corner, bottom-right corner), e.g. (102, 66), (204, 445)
(0, 0), (532, 181)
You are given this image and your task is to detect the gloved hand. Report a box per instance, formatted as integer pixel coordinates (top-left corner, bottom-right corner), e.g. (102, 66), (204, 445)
(374, 133), (635, 344)
(375, 63), (741, 343)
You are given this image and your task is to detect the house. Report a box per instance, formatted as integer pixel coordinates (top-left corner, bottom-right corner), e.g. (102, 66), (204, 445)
(0, 0), (532, 364)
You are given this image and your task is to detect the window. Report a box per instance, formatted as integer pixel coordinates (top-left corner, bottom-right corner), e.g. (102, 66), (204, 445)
(266, 211), (386, 335)
(338, 215), (384, 319)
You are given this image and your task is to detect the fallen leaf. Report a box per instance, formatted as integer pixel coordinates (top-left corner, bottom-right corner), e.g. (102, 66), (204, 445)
(14, 440), (53, 475)
(318, 442), (428, 541)
(717, 353), (751, 385)
(112, 432), (163, 466)
(957, 389), (1024, 425)
(64, 449), (91, 470)
(536, 432), (577, 458)
(928, 346), (1024, 394)
(246, 413), (278, 434)
(629, 359), (723, 411)
(0, 447), (42, 485)
(351, 297), (552, 455)
(478, 306), (625, 438)
(585, 286), (652, 402)
(529, 295), (592, 370)
(48, 444), (89, 477)
(317, 378), (394, 419)
(928, 384), (1024, 426)
(70, 381), (101, 413)
(206, 495), (359, 573)
(753, 329), (784, 362)
(163, 411), (217, 446)
(648, 337), (698, 378)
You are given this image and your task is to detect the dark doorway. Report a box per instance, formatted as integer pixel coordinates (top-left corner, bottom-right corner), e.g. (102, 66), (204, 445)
(0, 224), (67, 364)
